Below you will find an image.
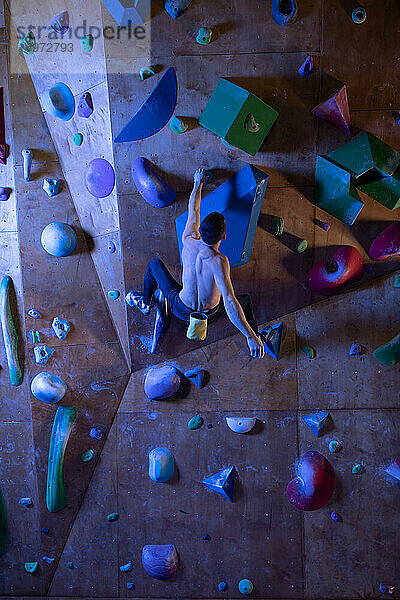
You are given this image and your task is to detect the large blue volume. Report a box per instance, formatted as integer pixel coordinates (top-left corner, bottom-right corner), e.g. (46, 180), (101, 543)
(175, 165), (268, 268)
(114, 68), (177, 143)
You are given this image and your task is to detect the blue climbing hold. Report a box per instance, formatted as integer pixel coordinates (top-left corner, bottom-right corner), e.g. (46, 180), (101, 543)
(259, 321), (286, 360)
(302, 412), (330, 437)
(114, 68), (177, 142)
(202, 465), (235, 503)
(148, 447), (175, 482)
(164, 0), (193, 18)
(40, 82), (75, 121)
(176, 165), (268, 268)
(131, 157), (176, 208)
(218, 581), (227, 591)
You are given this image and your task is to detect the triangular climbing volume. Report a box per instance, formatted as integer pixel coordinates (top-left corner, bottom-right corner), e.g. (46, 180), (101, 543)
(202, 465), (236, 502)
(312, 85), (351, 136)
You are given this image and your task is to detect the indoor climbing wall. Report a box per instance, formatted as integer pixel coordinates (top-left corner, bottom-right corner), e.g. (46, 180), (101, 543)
(0, 0), (399, 598)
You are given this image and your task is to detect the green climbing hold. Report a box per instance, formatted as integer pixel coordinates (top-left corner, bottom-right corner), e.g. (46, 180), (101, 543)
(196, 27), (212, 45)
(140, 66), (155, 80)
(329, 440), (341, 453)
(373, 331), (400, 366)
(170, 116), (188, 134)
(272, 216), (284, 237)
(25, 562), (38, 573)
(352, 463), (363, 474)
(81, 449), (94, 462)
(188, 415), (204, 430)
(395, 276), (400, 288)
(81, 34), (94, 52)
(108, 290), (120, 300)
(73, 133), (83, 146)
(18, 32), (36, 56)
(295, 239), (308, 253)
(107, 512), (119, 522)
(301, 344), (316, 359)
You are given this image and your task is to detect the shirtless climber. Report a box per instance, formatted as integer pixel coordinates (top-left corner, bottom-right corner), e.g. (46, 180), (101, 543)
(126, 168), (265, 358)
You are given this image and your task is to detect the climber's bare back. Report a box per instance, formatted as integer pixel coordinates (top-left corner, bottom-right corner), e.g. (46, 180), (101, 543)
(179, 234), (225, 312)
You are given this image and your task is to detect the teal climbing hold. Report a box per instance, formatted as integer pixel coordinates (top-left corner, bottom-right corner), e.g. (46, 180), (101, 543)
(107, 512), (119, 522)
(140, 66), (155, 80)
(108, 290), (120, 300)
(202, 465), (235, 503)
(302, 412), (329, 437)
(188, 415), (203, 430)
(170, 116), (188, 134)
(238, 579), (254, 595)
(73, 133), (83, 146)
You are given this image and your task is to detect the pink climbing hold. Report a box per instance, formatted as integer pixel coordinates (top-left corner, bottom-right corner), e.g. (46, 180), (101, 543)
(369, 222), (400, 261)
(312, 85), (351, 136)
(306, 246), (364, 296)
(286, 450), (335, 511)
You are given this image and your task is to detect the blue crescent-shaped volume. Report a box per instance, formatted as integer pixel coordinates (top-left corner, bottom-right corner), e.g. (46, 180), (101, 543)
(114, 68), (177, 142)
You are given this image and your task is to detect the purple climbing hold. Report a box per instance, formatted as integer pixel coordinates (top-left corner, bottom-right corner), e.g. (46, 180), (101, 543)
(0, 187), (11, 201)
(379, 584), (395, 595)
(298, 55), (313, 76)
(131, 157), (176, 208)
(330, 511), (342, 522)
(142, 544), (179, 580)
(144, 365), (182, 400)
(77, 92), (94, 118)
(314, 218), (330, 231)
(85, 158), (115, 198)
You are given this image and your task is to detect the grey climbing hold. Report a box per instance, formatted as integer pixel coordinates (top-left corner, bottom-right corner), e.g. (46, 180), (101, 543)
(144, 365), (182, 400)
(52, 317), (70, 340)
(107, 512), (119, 522)
(28, 309), (41, 319)
(226, 417), (256, 434)
(22, 149), (33, 181)
(41, 223), (77, 257)
(34, 345), (54, 366)
(244, 113), (261, 133)
(108, 290), (120, 300)
(272, 216), (284, 236)
(188, 415), (203, 430)
(30, 372), (67, 405)
(196, 27), (212, 45)
(20, 497), (33, 507)
(120, 561), (132, 572)
(50, 10), (69, 34)
(184, 367), (207, 389)
(43, 178), (61, 197)
(349, 343), (363, 356)
(81, 449), (94, 462)
(90, 427), (103, 440)
(328, 440), (341, 453)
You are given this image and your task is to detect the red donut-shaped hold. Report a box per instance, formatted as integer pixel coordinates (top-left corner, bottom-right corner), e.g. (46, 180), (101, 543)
(286, 450), (335, 511)
(306, 246), (364, 296)
(369, 222), (400, 261)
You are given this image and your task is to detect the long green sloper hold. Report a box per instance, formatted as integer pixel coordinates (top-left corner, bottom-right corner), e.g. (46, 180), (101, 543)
(0, 276), (22, 386)
(0, 485), (7, 555)
(46, 406), (77, 513)
(373, 332), (400, 367)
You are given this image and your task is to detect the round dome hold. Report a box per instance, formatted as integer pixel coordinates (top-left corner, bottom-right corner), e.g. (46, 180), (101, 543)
(41, 82), (75, 121)
(142, 544), (179, 580)
(144, 365), (181, 400)
(85, 158), (115, 198)
(41, 222), (77, 257)
(31, 372), (67, 404)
